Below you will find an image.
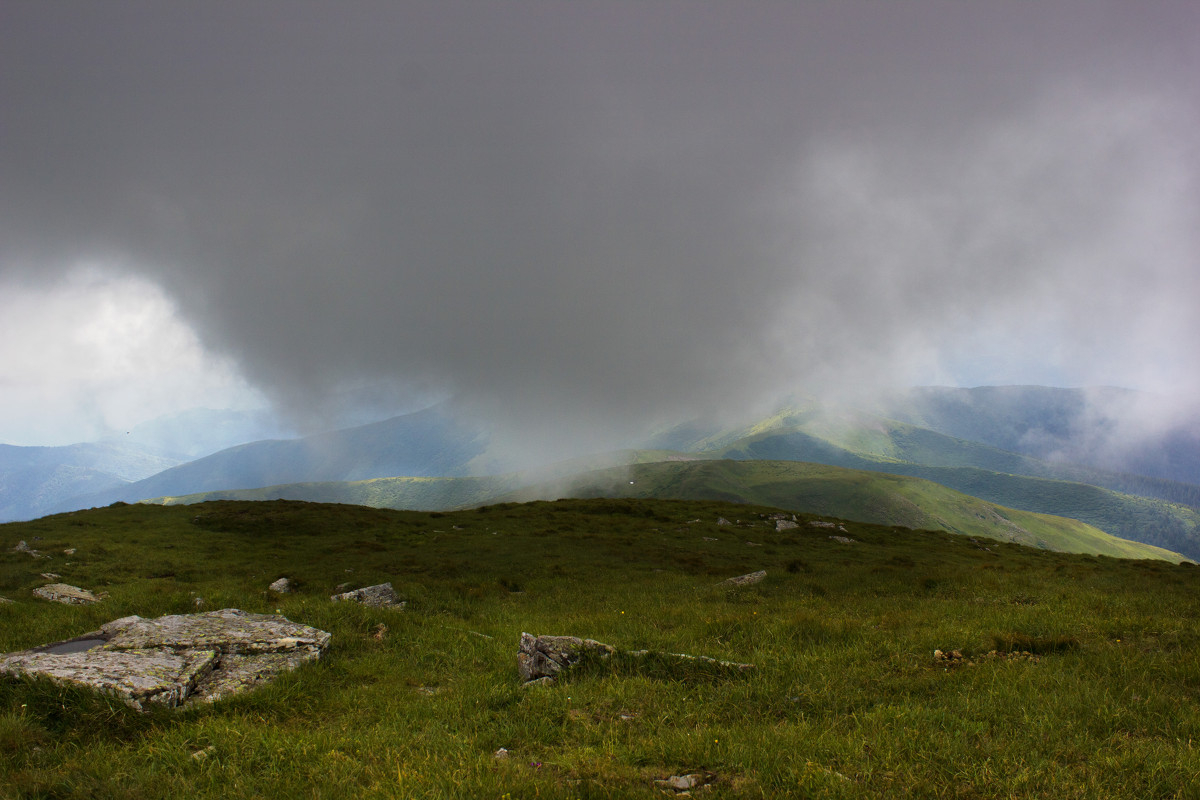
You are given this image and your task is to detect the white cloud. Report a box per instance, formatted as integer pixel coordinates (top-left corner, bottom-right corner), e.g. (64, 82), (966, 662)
(0, 265), (263, 445)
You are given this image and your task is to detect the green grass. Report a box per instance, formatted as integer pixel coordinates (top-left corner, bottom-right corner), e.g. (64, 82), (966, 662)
(1, 499), (1199, 797)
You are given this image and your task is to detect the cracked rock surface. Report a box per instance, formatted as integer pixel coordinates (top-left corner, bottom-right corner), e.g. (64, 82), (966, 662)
(0, 609), (331, 710)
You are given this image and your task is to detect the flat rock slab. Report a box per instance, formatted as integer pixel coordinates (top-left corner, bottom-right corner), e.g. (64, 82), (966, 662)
(32, 583), (100, 604)
(0, 609), (331, 710)
(0, 649), (217, 709)
(102, 608), (331, 655)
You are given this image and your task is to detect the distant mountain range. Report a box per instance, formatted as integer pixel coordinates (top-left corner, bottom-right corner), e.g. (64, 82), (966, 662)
(3, 386), (1198, 561)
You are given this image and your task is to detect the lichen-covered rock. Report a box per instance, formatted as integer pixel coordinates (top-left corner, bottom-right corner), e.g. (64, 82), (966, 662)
(517, 633), (615, 683)
(330, 582), (404, 608)
(103, 608), (330, 656)
(268, 577), (292, 594)
(32, 583), (100, 604)
(0, 648), (217, 708)
(0, 609), (331, 710)
(721, 570), (766, 587)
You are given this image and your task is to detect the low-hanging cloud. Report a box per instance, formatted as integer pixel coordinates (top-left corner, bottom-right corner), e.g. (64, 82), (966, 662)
(1, 2), (1198, 460)
(766, 84), (1200, 404)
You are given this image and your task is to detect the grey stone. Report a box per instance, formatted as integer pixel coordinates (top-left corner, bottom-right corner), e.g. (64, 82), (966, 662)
(655, 772), (714, 792)
(0, 608), (331, 710)
(829, 535), (855, 544)
(716, 517), (732, 526)
(32, 583), (100, 604)
(330, 582), (405, 608)
(12, 540), (48, 559)
(518, 633), (753, 684)
(720, 570), (766, 587)
(517, 633), (615, 682)
(775, 519), (799, 531)
(268, 577), (292, 594)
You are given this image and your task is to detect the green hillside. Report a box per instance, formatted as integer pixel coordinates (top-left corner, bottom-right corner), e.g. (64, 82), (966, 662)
(1, 499), (1198, 798)
(499, 460), (1184, 562)
(151, 459), (1184, 562)
(712, 424), (1200, 560)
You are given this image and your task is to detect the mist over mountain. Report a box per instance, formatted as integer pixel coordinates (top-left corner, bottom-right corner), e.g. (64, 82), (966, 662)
(44, 405), (487, 517)
(112, 407), (295, 461)
(869, 386), (1200, 486)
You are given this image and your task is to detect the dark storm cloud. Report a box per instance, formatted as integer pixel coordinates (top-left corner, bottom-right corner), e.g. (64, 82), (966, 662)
(2, 1), (1198, 457)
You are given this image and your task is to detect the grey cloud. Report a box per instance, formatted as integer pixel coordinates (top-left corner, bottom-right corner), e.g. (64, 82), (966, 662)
(2, 2), (1198, 459)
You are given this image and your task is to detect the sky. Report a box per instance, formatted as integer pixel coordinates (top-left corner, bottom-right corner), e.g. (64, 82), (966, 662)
(1, 1), (1198, 454)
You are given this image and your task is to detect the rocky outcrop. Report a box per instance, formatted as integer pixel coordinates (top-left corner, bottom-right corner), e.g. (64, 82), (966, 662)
(32, 583), (100, 604)
(330, 582), (404, 608)
(518, 633), (754, 685)
(0, 609), (331, 710)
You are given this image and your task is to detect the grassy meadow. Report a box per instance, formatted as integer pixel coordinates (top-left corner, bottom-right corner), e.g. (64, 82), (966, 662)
(1, 498), (1198, 798)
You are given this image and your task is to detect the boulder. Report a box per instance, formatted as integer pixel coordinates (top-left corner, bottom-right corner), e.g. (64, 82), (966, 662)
(0, 608), (331, 710)
(268, 577), (292, 594)
(32, 583), (100, 604)
(330, 582), (404, 608)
